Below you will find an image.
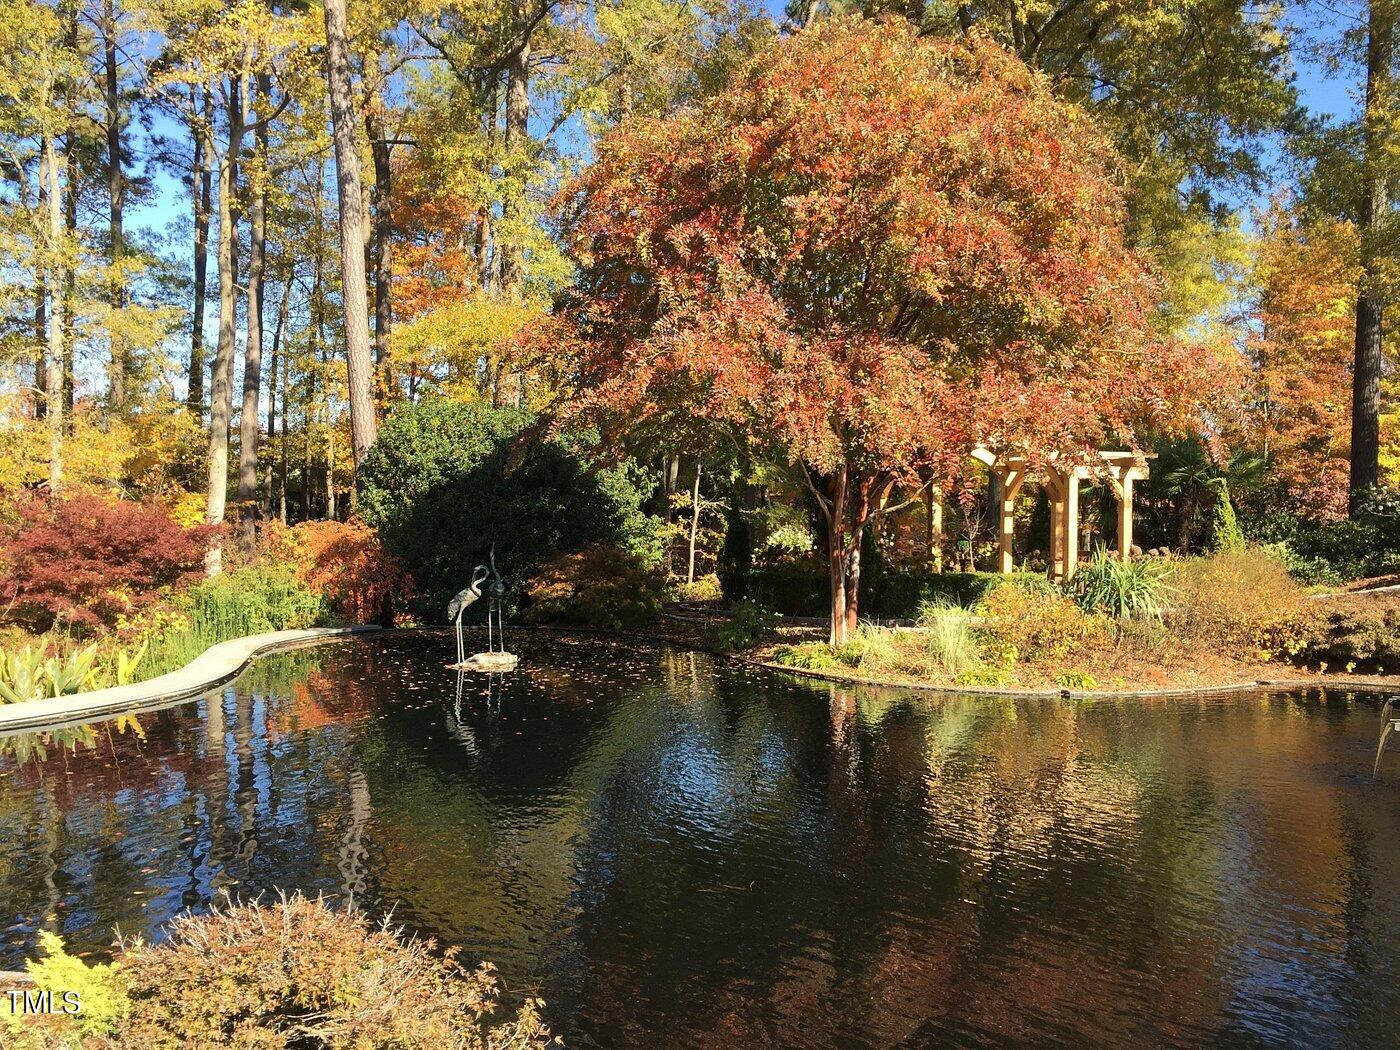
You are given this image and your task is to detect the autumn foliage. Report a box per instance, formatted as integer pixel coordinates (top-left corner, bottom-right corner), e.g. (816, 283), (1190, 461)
(550, 19), (1228, 640)
(294, 519), (416, 626)
(1246, 202), (1359, 521)
(0, 493), (212, 634)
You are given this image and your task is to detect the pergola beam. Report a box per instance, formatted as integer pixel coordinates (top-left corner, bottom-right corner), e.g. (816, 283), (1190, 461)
(969, 446), (1151, 581)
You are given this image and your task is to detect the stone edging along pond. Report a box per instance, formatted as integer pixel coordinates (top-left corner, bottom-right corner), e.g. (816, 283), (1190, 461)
(0, 626), (382, 736)
(4, 622), (1398, 738)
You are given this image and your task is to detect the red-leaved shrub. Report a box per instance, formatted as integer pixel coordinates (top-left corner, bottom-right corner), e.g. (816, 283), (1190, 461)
(294, 519), (416, 626)
(0, 493), (212, 634)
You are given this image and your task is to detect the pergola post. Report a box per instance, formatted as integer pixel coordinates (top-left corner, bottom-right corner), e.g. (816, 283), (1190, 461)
(1061, 468), (1081, 581)
(926, 485), (943, 571)
(996, 468), (1025, 574)
(1045, 470), (1066, 581)
(1114, 474), (1134, 560)
(1101, 455), (1149, 562)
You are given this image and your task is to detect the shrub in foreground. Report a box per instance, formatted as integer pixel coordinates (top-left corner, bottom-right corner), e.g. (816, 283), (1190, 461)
(523, 545), (668, 630)
(0, 493), (211, 635)
(3, 894), (554, 1049)
(1301, 596), (1400, 672)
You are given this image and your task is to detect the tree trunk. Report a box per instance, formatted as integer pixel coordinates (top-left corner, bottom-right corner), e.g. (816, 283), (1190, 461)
(495, 23), (531, 407)
(104, 0), (127, 414)
(687, 462), (702, 584)
(237, 76), (270, 542)
(265, 275), (290, 511)
(188, 87), (213, 414)
(33, 284), (47, 420)
(366, 82), (393, 386)
(818, 466), (873, 644)
(500, 28), (530, 297)
(278, 336), (288, 525)
(204, 81), (245, 575)
(43, 133), (64, 494)
(61, 147), (76, 425)
(322, 0), (378, 466)
(306, 219), (323, 522)
(1350, 0), (1394, 515)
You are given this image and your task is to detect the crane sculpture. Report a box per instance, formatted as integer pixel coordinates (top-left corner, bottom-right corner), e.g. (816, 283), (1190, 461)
(446, 547), (517, 671)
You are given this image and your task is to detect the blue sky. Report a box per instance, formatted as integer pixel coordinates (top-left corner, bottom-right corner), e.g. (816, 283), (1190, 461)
(125, 4), (1370, 265)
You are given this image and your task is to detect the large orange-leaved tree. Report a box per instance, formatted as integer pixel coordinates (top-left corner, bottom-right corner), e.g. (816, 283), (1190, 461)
(550, 18), (1225, 643)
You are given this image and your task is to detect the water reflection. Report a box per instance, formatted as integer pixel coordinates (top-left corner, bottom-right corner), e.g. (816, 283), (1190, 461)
(1, 634), (1398, 1047)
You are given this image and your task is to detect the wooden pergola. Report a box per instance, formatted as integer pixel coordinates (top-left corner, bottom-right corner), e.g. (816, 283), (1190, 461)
(968, 447), (1151, 581)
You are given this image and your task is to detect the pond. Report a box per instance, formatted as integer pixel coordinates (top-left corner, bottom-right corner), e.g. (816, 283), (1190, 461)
(1, 632), (1398, 1047)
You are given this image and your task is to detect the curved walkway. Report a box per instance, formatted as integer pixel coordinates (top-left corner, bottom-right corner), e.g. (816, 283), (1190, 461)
(0, 626), (380, 736)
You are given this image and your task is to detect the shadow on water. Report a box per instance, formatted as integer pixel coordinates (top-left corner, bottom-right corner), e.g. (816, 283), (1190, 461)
(1, 632), (1399, 1047)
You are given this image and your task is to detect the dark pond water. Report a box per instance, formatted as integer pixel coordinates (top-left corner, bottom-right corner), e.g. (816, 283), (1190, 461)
(2, 632), (1399, 1047)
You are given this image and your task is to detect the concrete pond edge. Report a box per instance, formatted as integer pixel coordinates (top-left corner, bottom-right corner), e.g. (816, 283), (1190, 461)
(0, 625), (382, 737)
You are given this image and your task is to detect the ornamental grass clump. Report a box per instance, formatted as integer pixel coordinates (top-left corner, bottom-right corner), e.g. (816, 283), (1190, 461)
(916, 601), (982, 678)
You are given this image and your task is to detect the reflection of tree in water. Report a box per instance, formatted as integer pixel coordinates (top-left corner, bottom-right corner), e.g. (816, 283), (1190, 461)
(1, 638), (1398, 1043)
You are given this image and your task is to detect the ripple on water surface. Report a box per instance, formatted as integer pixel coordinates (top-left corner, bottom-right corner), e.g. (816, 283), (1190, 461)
(1, 632), (1398, 1047)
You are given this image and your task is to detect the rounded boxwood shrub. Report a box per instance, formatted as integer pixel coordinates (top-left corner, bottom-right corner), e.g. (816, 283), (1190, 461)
(356, 399), (661, 617)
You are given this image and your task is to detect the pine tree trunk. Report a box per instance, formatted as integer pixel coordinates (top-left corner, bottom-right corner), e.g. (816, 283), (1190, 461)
(43, 133), (64, 494)
(322, 0), (378, 466)
(500, 30), (530, 297)
(1350, 0), (1394, 515)
(33, 285), (47, 420)
(189, 88), (213, 414)
(495, 23), (531, 407)
(61, 151), (76, 424)
(104, 0), (127, 414)
(367, 107), (393, 382)
(204, 82), (245, 575)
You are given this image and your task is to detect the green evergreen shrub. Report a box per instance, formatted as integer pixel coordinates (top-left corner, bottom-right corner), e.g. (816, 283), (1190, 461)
(742, 563), (1043, 619)
(356, 399), (661, 616)
(1207, 478), (1246, 553)
(714, 602), (777, 651)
